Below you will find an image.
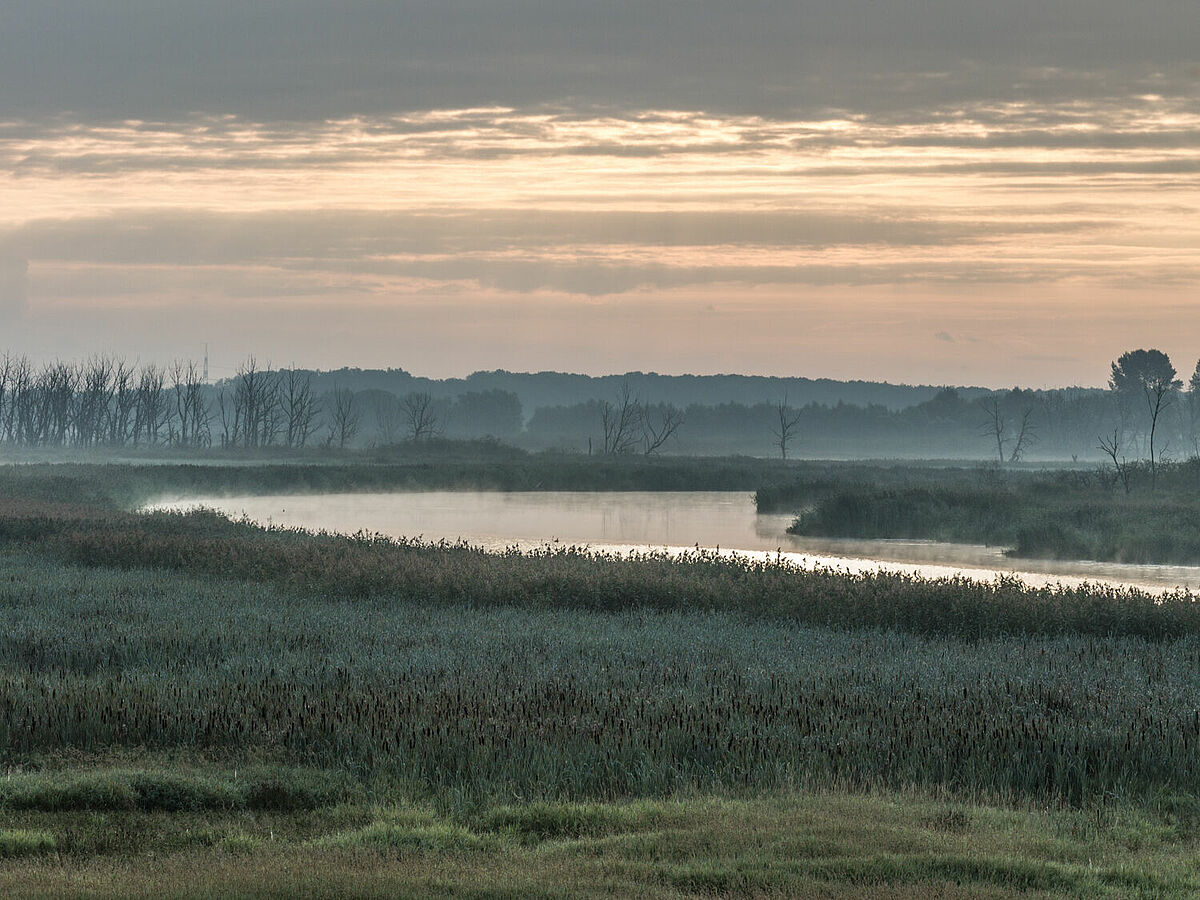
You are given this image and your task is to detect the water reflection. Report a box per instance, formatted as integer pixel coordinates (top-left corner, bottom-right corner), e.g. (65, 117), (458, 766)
(149, 491), (1200, 595)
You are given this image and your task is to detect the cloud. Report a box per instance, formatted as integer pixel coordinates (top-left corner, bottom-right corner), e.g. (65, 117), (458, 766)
(0, 207), (1107, 262)
(17, 281), (1200, 391)
(6, 99), (1200, 180)
(2, 3), (1198, 122)
(2, 96), (1196, 304)
(0, 206), (1150, 299)
(0, 3), (1196, 381)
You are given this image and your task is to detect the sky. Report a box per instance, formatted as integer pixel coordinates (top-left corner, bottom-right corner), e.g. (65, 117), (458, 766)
(1, 1), (1198, 387)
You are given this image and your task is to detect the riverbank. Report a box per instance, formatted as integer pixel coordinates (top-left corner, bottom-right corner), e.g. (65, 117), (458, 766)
(757, 459), (1200, 565)
(0, 452), (803, 508)
(0, 451), (1043, 509)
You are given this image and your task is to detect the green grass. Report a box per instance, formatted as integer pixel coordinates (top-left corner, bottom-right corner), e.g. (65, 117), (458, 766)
(2, 468), (1200, 808)
(0, 829), (55, 859)
(2, 788), (1200, 897)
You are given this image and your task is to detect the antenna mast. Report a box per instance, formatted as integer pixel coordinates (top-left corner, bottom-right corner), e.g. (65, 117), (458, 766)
(203, 343), (209, 384)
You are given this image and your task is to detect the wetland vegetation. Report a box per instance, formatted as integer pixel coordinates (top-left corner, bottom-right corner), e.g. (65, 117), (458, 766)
(3, 463), (1200, 895)
(758, 458), (1200, 564)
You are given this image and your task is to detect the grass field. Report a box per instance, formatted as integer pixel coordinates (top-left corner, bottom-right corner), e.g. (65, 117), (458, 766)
(5, 786), (1200, 897)
(3, 463), (1200, 896)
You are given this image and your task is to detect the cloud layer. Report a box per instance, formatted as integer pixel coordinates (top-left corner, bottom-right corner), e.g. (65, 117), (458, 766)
(1, 3), (1198, 384)
(4, 2), (1199, 119)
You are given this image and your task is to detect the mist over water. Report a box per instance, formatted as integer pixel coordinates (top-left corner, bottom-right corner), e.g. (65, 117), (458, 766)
(151, 491), (1200, 595)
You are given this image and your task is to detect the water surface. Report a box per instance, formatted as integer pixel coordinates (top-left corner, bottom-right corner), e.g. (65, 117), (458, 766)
(150, 490), (1200, 594)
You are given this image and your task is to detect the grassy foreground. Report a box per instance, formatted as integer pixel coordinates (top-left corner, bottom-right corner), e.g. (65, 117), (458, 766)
(7, 548), (1200, 806)
(3, 779), (1199, 898)
(4, 463), (1200, 896)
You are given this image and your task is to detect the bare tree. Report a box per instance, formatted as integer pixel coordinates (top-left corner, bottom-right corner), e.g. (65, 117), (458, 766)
(74, 356), (115, 447)
(326, 388), (361, 449)
(641, 403), (684, 455)
(1098, 428), (1133, 494)
(981, 396), (1008, 463)
(258, 374), (284, 447)
(109, 359), (138, 446)
(34, 362), (78, 446)
(601, 381), (641, 454)
(134, 364), (169, 446)
(169, 360), (189, 446)
(772, 396), (802, 460)
(233, 357), (262, 447)
(190, 369), (212, 448)
(0, 354), (33, 447)
(370, 392), (404, 444)
(401, 391), (442, 441)
(4, 356), (32, 444)
(216, 388), (238, 449)
(280, 368), (319, 448)
(231, 357), (282, 448)
(0, 354), (10, 446)
(1008, 405), (1037, 463)
(169, 360), (210, 447)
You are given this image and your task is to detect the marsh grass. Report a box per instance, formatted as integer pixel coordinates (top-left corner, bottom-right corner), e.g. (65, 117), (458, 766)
(39, 505), (1200, 639)
(761, 459), (1200, 564)
(2, 547), (1200, 807)
(3, 467), (1200, 806)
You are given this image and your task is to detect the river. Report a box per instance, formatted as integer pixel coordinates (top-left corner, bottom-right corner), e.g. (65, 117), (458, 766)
(148, 490), (1200, 594)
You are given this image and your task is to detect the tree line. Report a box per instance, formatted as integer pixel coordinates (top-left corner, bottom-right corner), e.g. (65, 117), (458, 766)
(527, 351), (1200, 462)
(3, 348), (1199, 460)
(0, 354), (520, 451)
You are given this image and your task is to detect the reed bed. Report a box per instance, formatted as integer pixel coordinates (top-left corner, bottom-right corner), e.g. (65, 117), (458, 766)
(4, 465), (1200, 814)
(758, 460), (1200, 564)
(32, 505), (1200, 640)
(3, 549), (1200, 808)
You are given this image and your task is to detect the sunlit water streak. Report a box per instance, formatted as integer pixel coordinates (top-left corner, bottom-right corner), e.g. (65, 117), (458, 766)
(148, 490), (1200, 595)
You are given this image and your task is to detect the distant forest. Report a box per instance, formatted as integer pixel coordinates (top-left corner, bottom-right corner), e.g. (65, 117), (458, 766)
(1, 352), (1198, 461)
